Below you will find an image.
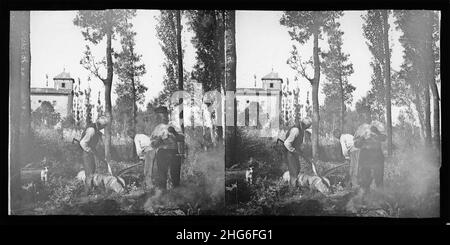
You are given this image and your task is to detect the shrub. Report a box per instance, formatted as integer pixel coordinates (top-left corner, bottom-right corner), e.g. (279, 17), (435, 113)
(61, 115), (80, 129)
(31, 101), (61, 127)
(44, 177), (84, 211)
(30, 127), (83, 178)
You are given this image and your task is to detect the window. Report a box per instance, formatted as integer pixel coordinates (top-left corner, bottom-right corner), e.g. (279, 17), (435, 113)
(53, 101), (56, 106)
(61, 83), (66, 88)
(270, 83), (274, 88)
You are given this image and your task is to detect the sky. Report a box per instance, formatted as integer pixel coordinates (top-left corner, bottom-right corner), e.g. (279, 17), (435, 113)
(236, 11), (404, 106)
(30, 10), (197, 108)
(30, 10), (410, 121)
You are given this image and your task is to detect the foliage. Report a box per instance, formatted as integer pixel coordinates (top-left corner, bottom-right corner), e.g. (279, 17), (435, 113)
(320, 23), (355, 133)
(135, 105), (160, 135)
(355, 91), (385, 123)
(75, 9), (137, 83)
(113, 20), (147, 134)
(61, 115), (79, 129)
(45, 177), (84, 211)
(280, 11), (344, 45)
(393, 111), (422, 149)
(155, 10), (178, 105)
(96, 91), (103, 117)
(344, 109), (367, 135)
(74, 10), (137, 160)
(394, 10), (440, 143)
(230, 129), (284, 175)
(84, 86), (93, 125)
(153, 10), (194, 108)
(30, 128), (83, 176)
(187, 10), (225, 92)
(281, 11), (343, 159)
(361, 10), (390, 121)
(73, 78), (83, 125)
(31, 101), (61, 127)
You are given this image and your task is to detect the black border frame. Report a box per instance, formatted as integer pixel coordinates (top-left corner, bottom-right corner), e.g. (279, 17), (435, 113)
(2, 0), (449, 230)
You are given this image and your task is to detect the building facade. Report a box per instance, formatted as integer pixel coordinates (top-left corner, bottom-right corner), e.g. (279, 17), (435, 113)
(30, 70), (74, 118)
(236, 71), (283, 137)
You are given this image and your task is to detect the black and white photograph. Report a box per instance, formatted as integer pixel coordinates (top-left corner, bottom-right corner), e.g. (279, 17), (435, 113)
(8, 8), (442, 218)
(223, 10), (441, 217)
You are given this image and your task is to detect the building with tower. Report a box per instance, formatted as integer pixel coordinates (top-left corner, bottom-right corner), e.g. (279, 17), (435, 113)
(30, 69), (74, 118)
(236, 70), (283, 137)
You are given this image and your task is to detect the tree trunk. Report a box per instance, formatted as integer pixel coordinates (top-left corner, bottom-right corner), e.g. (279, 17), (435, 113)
(430, 82), (440, 155)
(176, 10), (184, 133)
(225, 11), (237, 167)
(427, 12), (440, 155)
(424, 80), (432, 146)
(130, 49), (137, 132)
(130, 45), (138, 160)
(216, 11), (225, 144)
(10, 11), (31, 213)
(312, 30), (320, 160)
(413, 91), (426, 143)
(382, 10), (393, 157)
(338, 77), (345, 133)
(10, 13), (21, 211)
(104, 14), (113, 162)
(430, 82), (440, 147)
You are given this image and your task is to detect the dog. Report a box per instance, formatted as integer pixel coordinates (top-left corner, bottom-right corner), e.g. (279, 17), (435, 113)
(281, 171), (290, 183)
(245, 167), (253, 185)
(40, 167), (48, 183)
(76, 170), (86, 182)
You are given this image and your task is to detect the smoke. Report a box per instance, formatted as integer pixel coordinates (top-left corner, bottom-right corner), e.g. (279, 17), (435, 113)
(144, 144), (225, 214)
(384, 146), (440, 217)
(346, 146), (440, 217)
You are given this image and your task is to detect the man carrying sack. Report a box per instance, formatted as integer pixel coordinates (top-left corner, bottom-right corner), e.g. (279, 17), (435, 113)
(353, 121), (386, 194)
(79, 116), (109, 195)
(146, 106), (185, 190)
(282, 117), (312, 188)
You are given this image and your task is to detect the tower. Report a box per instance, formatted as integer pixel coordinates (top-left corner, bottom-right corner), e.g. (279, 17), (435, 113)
(261, 70), (283, 90)
(53, 68), (74, 90)
(53, 69), (74, 116)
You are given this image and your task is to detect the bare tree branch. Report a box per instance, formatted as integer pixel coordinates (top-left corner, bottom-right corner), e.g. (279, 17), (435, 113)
(298, 59), (314, 84)
(83, 55), (106, 83)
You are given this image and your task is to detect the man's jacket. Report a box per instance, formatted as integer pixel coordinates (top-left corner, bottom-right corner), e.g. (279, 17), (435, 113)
(284, 123), (305, 153)
(80, 123), (102, 152)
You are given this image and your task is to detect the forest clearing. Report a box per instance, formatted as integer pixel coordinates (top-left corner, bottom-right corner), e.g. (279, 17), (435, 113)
(9, 9), (441, 218)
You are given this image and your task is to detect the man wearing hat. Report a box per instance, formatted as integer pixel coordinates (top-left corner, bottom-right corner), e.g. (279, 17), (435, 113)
(79, 116), (109, 195)
(148, 106), (185, 190)
(283, 117), (312, 187)
(353, 121), (386, 193)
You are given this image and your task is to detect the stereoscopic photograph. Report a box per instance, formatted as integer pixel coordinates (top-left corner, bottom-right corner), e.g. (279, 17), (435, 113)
(9, 9), (441, 218)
